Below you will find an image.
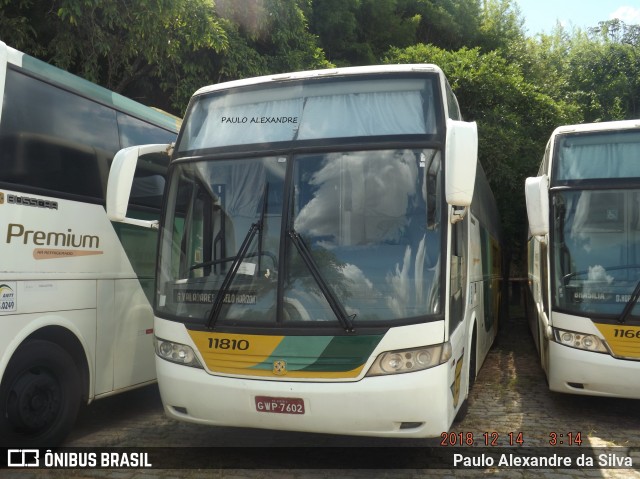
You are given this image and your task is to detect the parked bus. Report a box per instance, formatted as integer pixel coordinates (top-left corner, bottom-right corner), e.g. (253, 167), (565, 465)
(0, 41), (180, 446)
(107, 64), (502, 437)
(526, 120), (640, 399)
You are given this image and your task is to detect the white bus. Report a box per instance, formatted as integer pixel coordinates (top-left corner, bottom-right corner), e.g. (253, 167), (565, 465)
(0, 41), (180, 446)
(526, 120), (640, 399)
(108, 64), (502, 438)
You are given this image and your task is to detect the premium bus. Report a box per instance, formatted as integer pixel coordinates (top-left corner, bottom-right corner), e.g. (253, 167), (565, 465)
(0, 41), (180, 446)
(107, 64), (502, 437)
(526, 120), (640, 399)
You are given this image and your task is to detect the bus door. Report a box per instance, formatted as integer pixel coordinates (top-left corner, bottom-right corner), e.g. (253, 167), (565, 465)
(109, 159), (168, 390)
(448, 215), (468, 408)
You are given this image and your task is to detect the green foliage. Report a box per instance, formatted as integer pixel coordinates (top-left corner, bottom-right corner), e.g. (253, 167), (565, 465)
(0, 0), (228, 112)
(196, 0), (332, 105)
(384, 43), (580, 269)
(309, 0), (419, 65)
(566, 22), (640, 122)
(477, 0), (524, 53)
(520, 19), (640, 124)
(406, 0), (483, 50)
(356, 0), (420, 61)
(309, 0), (359, 65)
(0, 0), (43, 55)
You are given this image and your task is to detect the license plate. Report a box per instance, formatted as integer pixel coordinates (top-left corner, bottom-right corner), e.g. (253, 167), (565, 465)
(255, 396), (305, 415)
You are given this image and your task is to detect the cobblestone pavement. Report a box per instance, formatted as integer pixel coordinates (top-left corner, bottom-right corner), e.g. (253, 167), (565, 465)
(4, 302), (640, 478)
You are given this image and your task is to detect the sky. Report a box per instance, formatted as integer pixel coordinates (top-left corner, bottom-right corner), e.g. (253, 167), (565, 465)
(516, 0), (640, 36)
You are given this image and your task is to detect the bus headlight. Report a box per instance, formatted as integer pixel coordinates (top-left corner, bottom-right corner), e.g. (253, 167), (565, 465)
(366, 342), (452, 377)
(553, 328), (608, 354)
(154, 337), (204, 368)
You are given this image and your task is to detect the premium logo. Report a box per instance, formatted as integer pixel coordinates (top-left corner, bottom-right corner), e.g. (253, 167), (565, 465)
(5, 223), (103, 260)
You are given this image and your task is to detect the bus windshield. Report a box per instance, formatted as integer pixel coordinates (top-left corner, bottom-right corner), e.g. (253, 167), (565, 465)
(158, 74), (446, 329)
(552, 130), (640, 318)
(157, 148), (443, 327)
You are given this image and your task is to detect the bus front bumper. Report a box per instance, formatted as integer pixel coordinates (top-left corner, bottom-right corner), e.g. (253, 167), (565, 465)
(155, 357), (453, 438)
(548, 341), (640, 399)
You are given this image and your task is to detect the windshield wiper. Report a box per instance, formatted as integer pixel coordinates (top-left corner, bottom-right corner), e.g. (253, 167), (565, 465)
(205, 221), (261, 329)
(619, 278), (640, 324)
(205, 184), (269, 330)
(191, 186), (275, 274)
(288, 229), (355, 333)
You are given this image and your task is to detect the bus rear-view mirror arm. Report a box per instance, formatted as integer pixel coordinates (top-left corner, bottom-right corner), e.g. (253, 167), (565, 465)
(445, 119), (477, 224)
(106, 143), (172, 229)
(525, 175), (549, 243)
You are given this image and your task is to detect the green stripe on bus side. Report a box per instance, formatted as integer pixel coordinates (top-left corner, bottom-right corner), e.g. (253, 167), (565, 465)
(301, 335), (385, 372)
(248, 336), (334, 371)
(248, 334), (385, 372)
(269, 336), (333, 371)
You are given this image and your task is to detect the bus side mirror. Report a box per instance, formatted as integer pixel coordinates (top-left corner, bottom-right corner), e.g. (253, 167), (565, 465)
(445, 119), (478, 222)
(107, 143), (171, 229)
(525, 175), (549, 241)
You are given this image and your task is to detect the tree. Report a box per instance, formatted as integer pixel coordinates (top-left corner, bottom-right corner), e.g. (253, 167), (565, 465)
(309, 0), (359, 65)
(477, 0), (525, 54)
(0, 0), (228, 113)
(356, 0), (420, 62)
(566, 20), (640, 121)
(401, 0), (483, 51)
(0, 0), (50, 57)
(308, 0), (420, 65)
(518, 23), (573, 99)
(208, 0), (332, 82)
(384, 43), (580, 272)
(0, 0), (332, 113)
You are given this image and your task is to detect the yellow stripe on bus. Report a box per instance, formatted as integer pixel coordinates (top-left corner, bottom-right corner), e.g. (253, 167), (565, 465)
(187, 330), (367, 379)
(596, 324), (640, 359)
(188, 331), (283, 368)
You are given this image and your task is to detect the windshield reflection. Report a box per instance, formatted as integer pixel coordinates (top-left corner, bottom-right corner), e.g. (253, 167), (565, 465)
(553, 189), (640, 318)
(289, 149), (442, 322)
(157, 149), (443, 326)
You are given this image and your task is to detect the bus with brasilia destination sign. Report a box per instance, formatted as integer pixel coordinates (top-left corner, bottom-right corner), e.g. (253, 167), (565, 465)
(526, 120), (640, 399)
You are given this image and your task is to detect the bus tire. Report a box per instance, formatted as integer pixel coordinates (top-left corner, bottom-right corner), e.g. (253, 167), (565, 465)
(0, 339), (82, 447)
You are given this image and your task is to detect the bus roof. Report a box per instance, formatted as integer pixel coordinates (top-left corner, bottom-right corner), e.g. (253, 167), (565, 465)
(552, 119), (640, 137)
(192, 64), (445, 97)
(2, 41), (181, 133)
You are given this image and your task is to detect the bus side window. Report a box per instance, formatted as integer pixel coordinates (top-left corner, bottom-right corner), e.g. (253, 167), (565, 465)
(0, 68), (119, 199)
(113, 149), (171, 303)
(117, 112), (176, 148)
(0, 132), (111, 198)
(449, 217), (467, 334)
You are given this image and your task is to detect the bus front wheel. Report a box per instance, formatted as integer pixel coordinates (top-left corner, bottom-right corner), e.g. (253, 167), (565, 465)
(0, 340), (82, 447)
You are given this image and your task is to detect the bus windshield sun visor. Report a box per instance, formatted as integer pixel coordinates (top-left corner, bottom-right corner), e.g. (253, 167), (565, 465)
(288, 229), (356, 333)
